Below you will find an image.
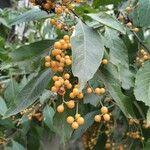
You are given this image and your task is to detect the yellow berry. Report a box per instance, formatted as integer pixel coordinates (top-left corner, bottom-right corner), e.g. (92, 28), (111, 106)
(57, 104), (64, 113)
(45, 56), (51, 62)
(87, 87), (92, 94)
(67, 83), (72, 89)
(77, 92), (84, 99)
(75, 113), (81, 119)
(65, 59), (72, 65)
(66, 100), (75, 109)
(63, 35), (70, 41)
(102, 59), (108, 65)
(70, 92), (75, 98)
(63, 73), (70, 79)
(76, 117), (84, 125)
(52, 76), (58, 81)
(103, 114), (110, 121)
(100, 106), (108, 114)
(45, 62), (51, 67)
(54, 42), (62, 49)
(66, 116), (74, 124)
(95, 88), (101, 94)
(71, 121), (79, 129)
(132, 28), (139, 32)
(100, 88), (106, 94)
(73, 88), (79, 95)
(54, 81), (62, 87)
(51, 86), (57, 92)
(94, 115), (101, 122)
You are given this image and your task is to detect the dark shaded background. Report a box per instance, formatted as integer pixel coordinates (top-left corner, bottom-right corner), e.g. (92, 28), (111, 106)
(0, 0), (11, 8)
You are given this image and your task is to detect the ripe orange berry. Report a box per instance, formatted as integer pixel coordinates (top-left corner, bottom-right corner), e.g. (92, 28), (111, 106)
(103, 114), (110, 121)
(51, 86), (57, 92)
(126, 22), (132, 27)
(94, 115), (101, 122)
(102, 59), (108, 65)
(61, 43), (68, 49)
(45, 56), (51, 62)
(143, 55), (149, 60)
(50, 18), (56, 25)
(56, 23), (63, 30)
(59, 39), (66, 45)
(77, 92), (84, 99)
(52, 76), (58, 81)
(87, 87), (92, 94)
(73, 88), (79, 95)
(54, 80), (62, 87)
(63, 35), (70, 41)
(66, 100), (75, 109)
(64, 80), (70, 86)
(100, 106), (108, 114)
(57, 104), (64, 113)
(45, 62), (51, 67)
(132, 28), (139, 32)
(64, 73), (70, 79)
(66, 116), (74, 124)
(77, 117), (84, 125)
(58, 66), (64, 72)
(71, 121), (79, 129)
(67, 83), (72, 89)
(95, 88), (101, 94)
(70, 92), (75, 98)
(65, 59), (72, 65)
(54, 42), (62, 49)
(100, 88), (106, 94)
(43, 3), (51, 10)
(105, 143), (111, 149)
(55, 7), (63, 14)
(60, 57), (65, 63)
(75, 113), (81, 119)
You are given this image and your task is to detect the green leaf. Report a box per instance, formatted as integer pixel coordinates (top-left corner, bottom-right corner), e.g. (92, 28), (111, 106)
(99, 64), (135, 117)
(4, 78), (20, 106)
(53, 110), (73, 143)
(0, 17), (10, 28)
(134, 61), (150, 106)
(71, 20), (104, 89)
(147, 108), (150, 126)
(137, 0), (150, 27)
(4, 69), (53, 118)
(0, 97), (7, 116)
(9, 9), (53, 26)
(5, 141), (25, 150)
(84, 93), (101, 107)
(144, 139), (150, 150)
(73, 111), (98, 139)
(87, 13), (126, 34)
(104, 27), (134, 89)
(92, 0), (121, 8)
(9, 40), (53, 62)
(43, 105), (55, 131)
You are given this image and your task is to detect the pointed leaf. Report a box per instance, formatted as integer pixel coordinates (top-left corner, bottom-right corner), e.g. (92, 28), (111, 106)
(71, 20), (104, 89)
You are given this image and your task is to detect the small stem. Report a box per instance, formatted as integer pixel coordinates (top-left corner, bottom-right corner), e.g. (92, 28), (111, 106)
(76, 102), (79, 114)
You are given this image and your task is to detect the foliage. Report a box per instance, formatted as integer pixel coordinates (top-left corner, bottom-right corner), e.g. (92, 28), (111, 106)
(0, 0), (150, 149)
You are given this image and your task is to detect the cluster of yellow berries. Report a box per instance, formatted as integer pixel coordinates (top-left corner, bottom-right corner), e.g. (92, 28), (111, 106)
(126, 21), (139, 32)
(51, 73), (72, 95)
(126, 131), (144, 141)
(45, 35), (72, 72)
(87, 87), (106, 95)
(136, 49), (149, 65)
(66, 113), (84, 129)
(94, 106), (111, 122)
(69, 86), (84, 99)
(57, 100), (75, 113)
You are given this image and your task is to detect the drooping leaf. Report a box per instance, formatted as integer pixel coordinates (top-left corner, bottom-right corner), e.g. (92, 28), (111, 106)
(9, 40), (54, 62)
(43, 105), (55, 131)
(0, 97), (7, 116)
(104, 27), (134, 89)
(4, 69), (53, 118)
(71, 20), (104, 89)
(99, 64), (135, 117)
(87, 13), (126, 34)
(53, 110), (73, 143)
(9, 8), (53, 26)
(134, 61), (150, 106)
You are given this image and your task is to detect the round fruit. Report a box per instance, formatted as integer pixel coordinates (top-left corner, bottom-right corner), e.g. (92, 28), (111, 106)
(132, 28), (139, 32)
(67, 83), (72, 89)
(100, 106), (108, 114)
(87, 87), (92, 94)
(52, 76), (58, 81)
(103, 114), (111, 121)
(66, 116), (74, 124)
(69, 92), (75, 98)
(66, 100), (75, 109)
(45, 56), (51, 62)
(45, 62), (51, 67)
(77, 92), (84, 99)
(71, 121), (79, 129)
(75, 113), (81, 119)
(95, 88), (101, 94)
(102, 59), (108, 65)
(57, 104), (64, 113)
(73, 88), (79, 95)
(100, 88), (106, 94)
(64, 73), (70, 79)
(51, 86), (57, 92)
(94, 115), (101, 122)
(54, 42), (62, 49)
(65, 59), (72, 65)
(63, 35), (70, 41)
(54, 81), (62, 87)
(77, 117), (85, 125)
